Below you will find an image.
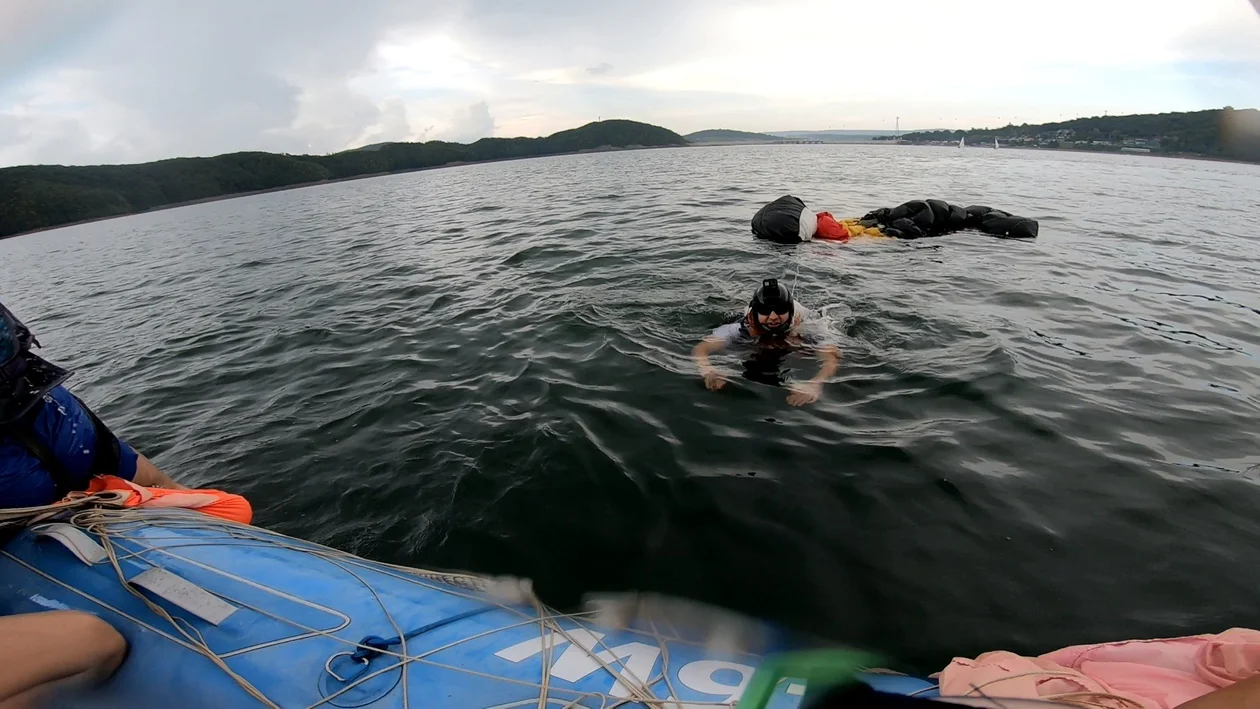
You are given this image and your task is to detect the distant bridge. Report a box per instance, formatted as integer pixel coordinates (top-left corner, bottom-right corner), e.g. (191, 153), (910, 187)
(772, 140), (825, 144)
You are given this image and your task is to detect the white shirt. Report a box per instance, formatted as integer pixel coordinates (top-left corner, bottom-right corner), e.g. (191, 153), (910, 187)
(709, 303), (823, 346)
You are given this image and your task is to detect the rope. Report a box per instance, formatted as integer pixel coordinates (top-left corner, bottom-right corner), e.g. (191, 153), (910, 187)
(646, 609), (682, 706)
(303, 548), (413, 709)
(0, 491), (128, 528)
(537, 594), (554, 709)
(963, 671), (1148, 709)
(544, 616), (664, 706)
(12, 507), (764, 708)
(78, 510), (279, 708)
(349, 609), (495, 663)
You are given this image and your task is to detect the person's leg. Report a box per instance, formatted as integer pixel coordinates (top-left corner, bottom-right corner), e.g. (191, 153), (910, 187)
(1177, 673), (1260, 709)
(0, 610), (127, 709)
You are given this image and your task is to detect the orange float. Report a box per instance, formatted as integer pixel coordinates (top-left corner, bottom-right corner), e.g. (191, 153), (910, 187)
(78, 475), (253, 525)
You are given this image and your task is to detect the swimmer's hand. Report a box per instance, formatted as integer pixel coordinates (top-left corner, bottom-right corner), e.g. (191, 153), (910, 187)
(787, 345), (838, 406)
(787, 382), (821, 406)
(694, 339), (728, 392)
(703, 370), (728, 391)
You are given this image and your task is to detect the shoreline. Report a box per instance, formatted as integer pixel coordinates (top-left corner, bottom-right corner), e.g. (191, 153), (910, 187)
(1, 143), (689, 241)
(897, 141), (1256, 166)
(692, 140), (1257, 166)
(6, 139), (1255, 241)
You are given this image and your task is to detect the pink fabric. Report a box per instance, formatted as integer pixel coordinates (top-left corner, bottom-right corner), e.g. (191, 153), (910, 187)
(939, 628), (1260, 709)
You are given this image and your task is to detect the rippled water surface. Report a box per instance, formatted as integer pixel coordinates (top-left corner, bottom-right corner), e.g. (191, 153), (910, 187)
(4, 145), (1260, 670)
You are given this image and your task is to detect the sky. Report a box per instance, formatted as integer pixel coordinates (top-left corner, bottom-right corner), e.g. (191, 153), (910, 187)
(2, 0), (1259, 167)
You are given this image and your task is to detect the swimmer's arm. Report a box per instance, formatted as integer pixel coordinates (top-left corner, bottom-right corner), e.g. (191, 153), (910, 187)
(809, 344), (841, 384)
(132, 454), (190, 490)
(692, 337), (727, 376)
(786, 343), (839, 406)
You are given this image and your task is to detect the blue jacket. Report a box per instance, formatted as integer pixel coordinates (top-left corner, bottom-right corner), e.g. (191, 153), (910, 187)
(0, 385), (139, 508)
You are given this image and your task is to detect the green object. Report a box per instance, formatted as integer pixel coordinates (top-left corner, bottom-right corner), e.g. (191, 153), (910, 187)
(737, 649), (882, 709)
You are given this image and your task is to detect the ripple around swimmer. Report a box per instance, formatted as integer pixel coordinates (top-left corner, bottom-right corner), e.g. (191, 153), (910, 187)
(4, 145), (1260, 670)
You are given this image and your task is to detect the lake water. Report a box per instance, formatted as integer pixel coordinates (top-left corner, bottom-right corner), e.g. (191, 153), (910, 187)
(3, 144), (1259, 672)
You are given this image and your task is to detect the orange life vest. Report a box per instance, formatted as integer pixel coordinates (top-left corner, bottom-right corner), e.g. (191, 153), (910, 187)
(814, 212), (850, 241)
(813, 212), (887, 241)
(78, 475), (253, 525)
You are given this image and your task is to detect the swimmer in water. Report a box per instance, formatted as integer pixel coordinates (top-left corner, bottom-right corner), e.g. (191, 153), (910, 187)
(692, 278), (841, 406)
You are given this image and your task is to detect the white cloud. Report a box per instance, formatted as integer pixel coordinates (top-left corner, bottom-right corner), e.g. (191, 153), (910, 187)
(364, 35), (494, 95)
(517, 68), (584, 86)
(436, 101), (497, 143)
(358, 98), (415, 146)
(619, 0), (1258, 100)
(276, 85), (387, 154)
(1, 0), (1258, 166)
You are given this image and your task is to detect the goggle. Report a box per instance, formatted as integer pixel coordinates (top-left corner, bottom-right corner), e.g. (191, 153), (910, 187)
(751, 303), (791, 317)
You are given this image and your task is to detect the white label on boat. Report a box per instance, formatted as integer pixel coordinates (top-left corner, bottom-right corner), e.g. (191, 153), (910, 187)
(495, 634), (754, 702)
(677, 660), (752, 701)
(600, 643), (662, 698)
(495, 629), (606, 663)
(129, 568), (237, 626)
(496, 630), (662, 698)
(32, 523), (108, 566)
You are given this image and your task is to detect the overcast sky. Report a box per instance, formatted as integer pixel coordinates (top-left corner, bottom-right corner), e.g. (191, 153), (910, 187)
(2, 0), (1259, 167)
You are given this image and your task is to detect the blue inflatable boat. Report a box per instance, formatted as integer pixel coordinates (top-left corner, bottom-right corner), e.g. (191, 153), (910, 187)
(0, 508), (937, 707)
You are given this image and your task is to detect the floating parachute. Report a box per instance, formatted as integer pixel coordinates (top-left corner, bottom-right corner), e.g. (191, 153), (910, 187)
(750, 194), (1039, 243)
(750, 195), (818, 243)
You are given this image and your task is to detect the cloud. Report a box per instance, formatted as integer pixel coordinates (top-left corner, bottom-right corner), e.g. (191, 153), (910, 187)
(276, 86), (387, 154)
(0, 115), (92, 167)
(1175, 0), (1260, 63)
(2, 0), (1258, 166)
(437, 102), (496, 144)
(357, 99), (415, 147)
(0, 0), (446, 163)
(0, 1), (116, 92)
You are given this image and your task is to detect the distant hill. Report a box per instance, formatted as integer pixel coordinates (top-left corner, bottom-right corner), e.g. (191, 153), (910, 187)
(768, 129), (902, 143)
(687, 128), (909, 144)
(770, 129), (902, 137)
(685, 129), (782, 143)
(894, 107), (1260, 161)
(0, 119), (686, 238)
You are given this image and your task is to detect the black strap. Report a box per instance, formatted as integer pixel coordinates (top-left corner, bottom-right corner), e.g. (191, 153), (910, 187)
(4, 407), (77, 500)
(2, 392), (123, 500)
(68, 392), (122, 480)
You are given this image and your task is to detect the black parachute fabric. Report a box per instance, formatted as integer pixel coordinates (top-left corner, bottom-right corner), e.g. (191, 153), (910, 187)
(751, 195), (815, 243)
(751, 194), (1038, 242)
(860, 200), (1038, 239)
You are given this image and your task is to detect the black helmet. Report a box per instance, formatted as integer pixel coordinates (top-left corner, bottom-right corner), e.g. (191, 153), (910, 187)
(0, 303), (73, 424)
(748, 278), (795, 336)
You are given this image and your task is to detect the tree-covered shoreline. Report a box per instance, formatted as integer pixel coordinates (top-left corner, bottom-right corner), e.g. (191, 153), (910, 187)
(886, 108), (1260, 162)
(5, 108), (1258, 239)
(0, 120), (686, 238)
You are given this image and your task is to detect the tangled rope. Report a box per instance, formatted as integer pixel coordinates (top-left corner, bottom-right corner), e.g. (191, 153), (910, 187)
(963, 672), (1148, 709)
(7, 506), (752, 709)
(0, 491), (128, 529)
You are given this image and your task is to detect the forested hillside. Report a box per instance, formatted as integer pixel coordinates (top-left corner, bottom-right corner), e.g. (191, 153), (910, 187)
(0, 120), (687, 237)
